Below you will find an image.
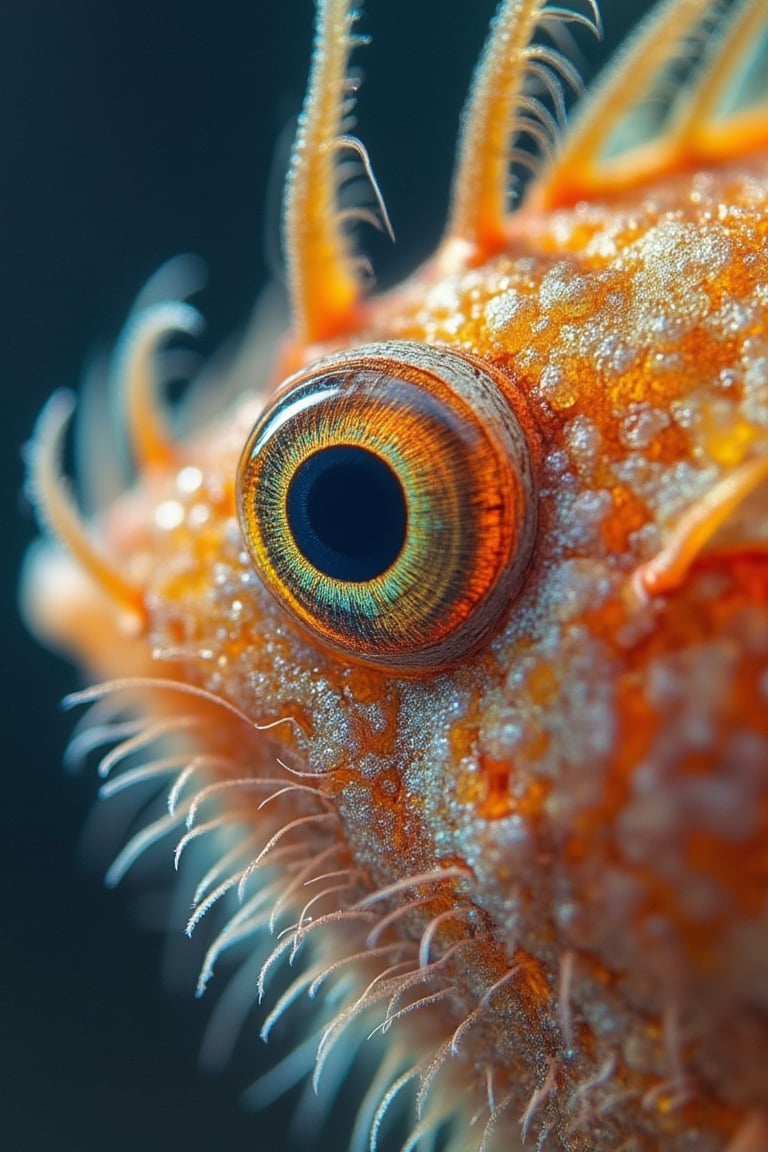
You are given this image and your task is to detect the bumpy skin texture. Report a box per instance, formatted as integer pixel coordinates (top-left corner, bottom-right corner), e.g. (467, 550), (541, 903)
(29, 155), (768, 1150)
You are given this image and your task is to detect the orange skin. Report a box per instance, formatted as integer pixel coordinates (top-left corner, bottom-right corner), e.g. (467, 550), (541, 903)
(21, 2), (768, 1150)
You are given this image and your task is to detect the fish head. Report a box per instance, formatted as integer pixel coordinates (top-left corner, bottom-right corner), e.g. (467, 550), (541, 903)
(21, 0), (768, 1147)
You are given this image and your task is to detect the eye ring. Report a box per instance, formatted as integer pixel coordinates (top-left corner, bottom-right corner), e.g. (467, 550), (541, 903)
(237, 340), (538, 673)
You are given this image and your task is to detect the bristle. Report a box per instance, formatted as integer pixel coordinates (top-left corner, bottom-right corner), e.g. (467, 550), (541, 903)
(269, 842), (346, 932)
(370, 1064), (425, 1152)
(283, 0), (373, 346)
(26, 392), (146, 622)
(95, 714), (205, 779)
(536, 0), (743, 207)
(98, 754), (192, 800)
(104, 805), (190, 888)
(671, 0), (768, 154)
(444, 0), (598, 258)
(449, 966), (522, 1057)
(117, 301), (203, 471)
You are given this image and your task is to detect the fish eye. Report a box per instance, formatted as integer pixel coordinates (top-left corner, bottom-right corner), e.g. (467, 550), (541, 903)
(237, 340), (538, 672)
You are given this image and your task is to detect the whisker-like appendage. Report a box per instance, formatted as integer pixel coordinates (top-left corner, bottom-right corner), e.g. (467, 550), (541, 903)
(334, 134), (395, 242)
(565, 1053), (617, 1134)
(185, 775), (312, 828)
(349, 1048), (412, 1152)
(632, 454), (768, 598)
(365, 894), (439, 949)
(525, 46), (584, 123)
(478, 1089), (518, 1152)
(166, 760), (199, 814)
(255, 781), (333, 813)
(417, 906), (473, 969)
(537, 4), (601, 37)
(174, 816), (230, 869)
(260, 961), (331, 1043)
(415, 1037), (454, 1121)
(445, 0), (550, 255)
(260, 907), (379, 1008)
(189, 842), (304, 938)
(450, 965), (522, 1057)
(370, 988), (454, 1040)
(196, 879), (287, 996)
(313, 961), (420, 1088)
(104, 803), (191, 888)
(96, 714), (205, 779)
(369, 1063), (426, 1152)
(519, 1056), (559, 1144)
(64, 716), (143, 771)
(25, 392), (146, 621)
(189, 862), (267, 938)
(116, 301), (203, 472)
(293, 880), (359, 954)
(97, 754), (192, 800)
(268, 842), (345, 933)
(309, 942), (408, 1000)
(399, 1097), (457, 1152)
(444, 0), (598, 259)
(275, 754), (346, 782)
(356, 866), (472, 910)
(237, 811), (341, 898)
(191, 835), (259, 908)
(377, 939), (477, 1039)
(283, 0), (373, 346)
(65, 676), (299, 737)
(557, 947), (576, 1050)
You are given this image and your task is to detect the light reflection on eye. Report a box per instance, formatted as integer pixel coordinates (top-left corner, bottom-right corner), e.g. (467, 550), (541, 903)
(237, 341), (538, 672)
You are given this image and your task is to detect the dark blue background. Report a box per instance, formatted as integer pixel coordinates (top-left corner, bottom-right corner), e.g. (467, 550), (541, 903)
(4, 2), (647, 1150)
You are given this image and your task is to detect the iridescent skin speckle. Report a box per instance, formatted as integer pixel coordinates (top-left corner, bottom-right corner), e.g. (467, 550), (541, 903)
(22, 2), (768, 1149)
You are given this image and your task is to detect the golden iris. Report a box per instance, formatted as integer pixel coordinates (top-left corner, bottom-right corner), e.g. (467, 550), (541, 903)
(237, 341), (537, 672)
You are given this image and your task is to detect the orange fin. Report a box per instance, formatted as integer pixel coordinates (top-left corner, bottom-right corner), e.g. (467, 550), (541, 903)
(538, 0), (768, 209)
(25, 392), (146, 622)
(117, 302), (203, 471)
(283, 0), (388, 347)
(442, 0), (599, 262)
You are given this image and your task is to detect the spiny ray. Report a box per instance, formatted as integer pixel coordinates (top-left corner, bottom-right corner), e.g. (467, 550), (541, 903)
(117, 301), (202, 471)
(284, 0), (375, 345)
(535, 0), (768, 207)
(25, 393), (146, 621)
(444, 0), (598, 256)
(672, 0), (768, 157)
(538, 0), (713, 204)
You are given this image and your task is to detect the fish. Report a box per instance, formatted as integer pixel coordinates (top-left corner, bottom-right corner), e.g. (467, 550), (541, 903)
(20, 0), (768, 1149)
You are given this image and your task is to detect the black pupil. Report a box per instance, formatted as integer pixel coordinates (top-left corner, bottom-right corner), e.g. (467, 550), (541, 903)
(286, 445), (407, 582)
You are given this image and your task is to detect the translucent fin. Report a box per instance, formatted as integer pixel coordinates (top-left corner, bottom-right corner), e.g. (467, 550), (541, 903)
(671, 0), (768, 156)
(538, 0), (768, 208)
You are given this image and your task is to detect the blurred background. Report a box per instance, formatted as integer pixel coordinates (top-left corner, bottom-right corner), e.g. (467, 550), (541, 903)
(4, 2), (647, 1149)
